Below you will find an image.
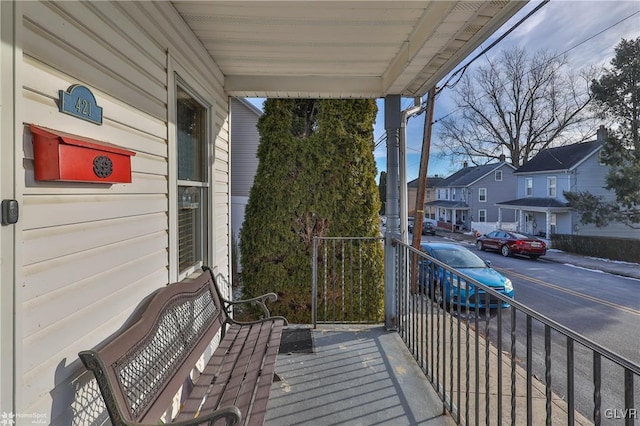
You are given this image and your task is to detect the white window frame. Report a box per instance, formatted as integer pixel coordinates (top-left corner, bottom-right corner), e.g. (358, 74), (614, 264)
(495, 170), (503, 181)
(478, 209), (487, 222)
(478, 188), (487, 202)
(168, 59), (216, 281)
(547, 176), (557, 198)
(525, 178), (533, 197)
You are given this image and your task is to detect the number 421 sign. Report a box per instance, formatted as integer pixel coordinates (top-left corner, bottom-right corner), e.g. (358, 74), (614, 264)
(58, 84), (103, 125)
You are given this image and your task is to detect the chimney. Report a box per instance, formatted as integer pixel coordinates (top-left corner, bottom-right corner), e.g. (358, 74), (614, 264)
(499, 153), (506, 162)
(597, 125), (607, 143)
(463, 161), (468, 168)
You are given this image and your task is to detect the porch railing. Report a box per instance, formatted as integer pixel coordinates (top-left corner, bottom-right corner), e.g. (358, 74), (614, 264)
(311, 236), (384, 327)
(393, 238), (639, 425)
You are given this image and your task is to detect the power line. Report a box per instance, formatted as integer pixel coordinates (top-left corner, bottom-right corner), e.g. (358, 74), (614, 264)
(436, 0), (551, 95)
(430, 7), (640, 126)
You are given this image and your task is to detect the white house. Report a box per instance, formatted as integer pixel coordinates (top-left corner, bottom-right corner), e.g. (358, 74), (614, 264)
(0, 2), (526, 423)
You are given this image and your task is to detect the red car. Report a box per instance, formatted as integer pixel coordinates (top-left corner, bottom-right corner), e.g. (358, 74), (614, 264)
(476, 230), (546, 259)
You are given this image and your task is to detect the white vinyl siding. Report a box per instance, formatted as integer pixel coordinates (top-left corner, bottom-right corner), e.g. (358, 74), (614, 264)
(231, 98), (262, 198)
(18, 2), (230, 423)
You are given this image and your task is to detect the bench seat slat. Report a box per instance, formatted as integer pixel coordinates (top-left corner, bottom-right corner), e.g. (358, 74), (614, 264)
(219, 322), (274, 415)
(246, 324), (283, 425)
(177, 326), (249, 420)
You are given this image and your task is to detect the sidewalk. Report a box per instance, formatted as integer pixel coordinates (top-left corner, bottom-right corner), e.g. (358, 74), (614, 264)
(439, 231), (640, 280)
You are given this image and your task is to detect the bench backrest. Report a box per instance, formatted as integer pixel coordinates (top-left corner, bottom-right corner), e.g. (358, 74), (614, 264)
(79, 267), (229, 424)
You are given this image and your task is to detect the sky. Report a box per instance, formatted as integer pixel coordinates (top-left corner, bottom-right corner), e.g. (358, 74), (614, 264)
(245, 0), (640, 181)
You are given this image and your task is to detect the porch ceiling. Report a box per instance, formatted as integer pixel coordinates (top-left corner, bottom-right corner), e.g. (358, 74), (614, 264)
(171, 1), (528, 98)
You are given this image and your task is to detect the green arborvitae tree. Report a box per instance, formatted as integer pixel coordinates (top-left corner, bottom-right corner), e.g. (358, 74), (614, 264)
(240, 99), (383, 323)
(565, 38), (640, 228)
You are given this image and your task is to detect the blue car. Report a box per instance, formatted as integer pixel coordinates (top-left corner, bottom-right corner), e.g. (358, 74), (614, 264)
(418, 242), (514, 308)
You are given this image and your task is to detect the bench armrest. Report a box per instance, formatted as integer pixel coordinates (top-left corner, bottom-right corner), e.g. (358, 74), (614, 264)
(223, 294), (289, 326)
(225, 293), (277, 317)
(160, 406), (241, 426)
(119, 406), (242, 426)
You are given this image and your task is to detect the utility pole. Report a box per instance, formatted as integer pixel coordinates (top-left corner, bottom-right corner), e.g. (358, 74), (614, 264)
(411, 86), (436, 293)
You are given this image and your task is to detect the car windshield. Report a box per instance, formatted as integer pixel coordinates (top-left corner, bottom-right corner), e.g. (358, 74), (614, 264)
(432, 248), (487, 268)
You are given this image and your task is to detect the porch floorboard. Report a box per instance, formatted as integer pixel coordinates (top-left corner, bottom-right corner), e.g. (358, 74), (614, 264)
(266, 325), (451, 425)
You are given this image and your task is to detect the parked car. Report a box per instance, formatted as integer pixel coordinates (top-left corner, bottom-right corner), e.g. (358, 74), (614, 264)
(409, 219), (436, 235)
(422, 221), (436, 235)
(476, 230), (546, 259)
(418, 243), (514, 308)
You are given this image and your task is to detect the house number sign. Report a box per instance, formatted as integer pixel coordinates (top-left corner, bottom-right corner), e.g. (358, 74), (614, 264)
(58, 84), (103, 125)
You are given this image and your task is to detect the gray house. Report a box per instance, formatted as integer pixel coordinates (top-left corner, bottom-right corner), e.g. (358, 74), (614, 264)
(496, 127), (639, 239)
(230, 98), (263, 246)
(427, 160), (517, 231)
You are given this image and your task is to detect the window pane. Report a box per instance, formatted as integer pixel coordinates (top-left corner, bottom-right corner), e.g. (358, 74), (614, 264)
(178, 186), (203, 271)
(526, 178), (533, 196)
(176, 85), (208, 275)
(177, 87), (206, 181)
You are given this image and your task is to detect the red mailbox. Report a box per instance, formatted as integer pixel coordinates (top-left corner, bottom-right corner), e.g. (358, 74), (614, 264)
(31, 125), (136, 183)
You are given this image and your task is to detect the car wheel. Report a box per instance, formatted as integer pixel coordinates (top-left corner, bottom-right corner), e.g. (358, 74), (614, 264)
(476, 241), (484, 251)
(501, 245), (511, 257)
(429, 281), (444, 305)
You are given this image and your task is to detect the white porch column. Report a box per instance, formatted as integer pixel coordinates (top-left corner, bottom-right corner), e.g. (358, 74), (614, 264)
(546, 209), (551, 239)
(384, 95), (401, 331)
(519, 209), (524, 232)
(498, 208), (502, 229)
(452, 209), (457, 232)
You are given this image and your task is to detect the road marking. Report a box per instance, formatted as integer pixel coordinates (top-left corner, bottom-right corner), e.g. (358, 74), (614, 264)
(496, 267), (640, 317)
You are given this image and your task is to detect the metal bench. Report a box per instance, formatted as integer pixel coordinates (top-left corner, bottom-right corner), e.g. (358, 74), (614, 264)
(79, 266), (288, 426)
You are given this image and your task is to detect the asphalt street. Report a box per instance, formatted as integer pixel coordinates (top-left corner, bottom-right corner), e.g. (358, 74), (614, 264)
(413, 230), (640, 424)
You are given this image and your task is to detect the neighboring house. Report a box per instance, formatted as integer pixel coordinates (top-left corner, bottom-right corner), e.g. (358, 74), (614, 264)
(498, 126), (640, 238)
(497, 127), (640, 240)
(427, 159), (517, 231)
(407, 175), (443, 219)
(231, 98), (263, 258)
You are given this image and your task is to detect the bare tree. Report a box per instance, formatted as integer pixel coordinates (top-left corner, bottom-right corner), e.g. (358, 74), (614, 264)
(437, 46), (597, 167)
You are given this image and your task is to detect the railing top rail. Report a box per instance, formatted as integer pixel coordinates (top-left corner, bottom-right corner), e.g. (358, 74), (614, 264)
(393, 238), (640, 376)
(314, 236), (384, 241)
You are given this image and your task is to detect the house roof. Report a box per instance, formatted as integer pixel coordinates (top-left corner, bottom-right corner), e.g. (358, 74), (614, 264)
(425, 200), (469, 209)
(171, 1), (527, 98)
(496, 197), (570, 209)
(515, 140), (602, 174)
(234, 97), (264, 117)
(437, 162), (510, 188)
(408, 176), (444, 188)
